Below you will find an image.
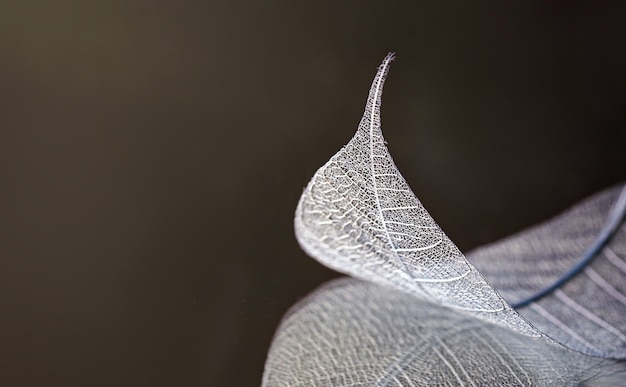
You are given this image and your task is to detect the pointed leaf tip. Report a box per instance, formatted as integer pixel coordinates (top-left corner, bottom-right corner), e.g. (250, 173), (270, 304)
(383, 52), (395, 66)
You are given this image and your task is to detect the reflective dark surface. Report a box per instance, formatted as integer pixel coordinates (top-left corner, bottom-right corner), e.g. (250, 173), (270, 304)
(1, 2), (625, 386)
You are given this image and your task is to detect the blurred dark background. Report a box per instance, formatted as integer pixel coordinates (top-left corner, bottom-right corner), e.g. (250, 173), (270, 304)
(1, 1), (625, 386)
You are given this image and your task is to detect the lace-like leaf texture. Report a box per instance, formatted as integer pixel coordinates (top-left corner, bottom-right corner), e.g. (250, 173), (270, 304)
(295, 54), (540, 337)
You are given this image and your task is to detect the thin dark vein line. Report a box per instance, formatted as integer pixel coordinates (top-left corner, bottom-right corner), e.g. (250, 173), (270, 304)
(513, 183), (626, 309)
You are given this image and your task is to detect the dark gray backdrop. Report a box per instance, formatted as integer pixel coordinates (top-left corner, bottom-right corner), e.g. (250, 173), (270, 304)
(2, 1), (625, 386)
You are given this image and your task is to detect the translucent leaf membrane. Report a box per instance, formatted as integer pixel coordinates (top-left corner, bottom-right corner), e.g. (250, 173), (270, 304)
(294, 54), (539, 336)
(263, 279), (620, 386)
(469, 184), (626, 358)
